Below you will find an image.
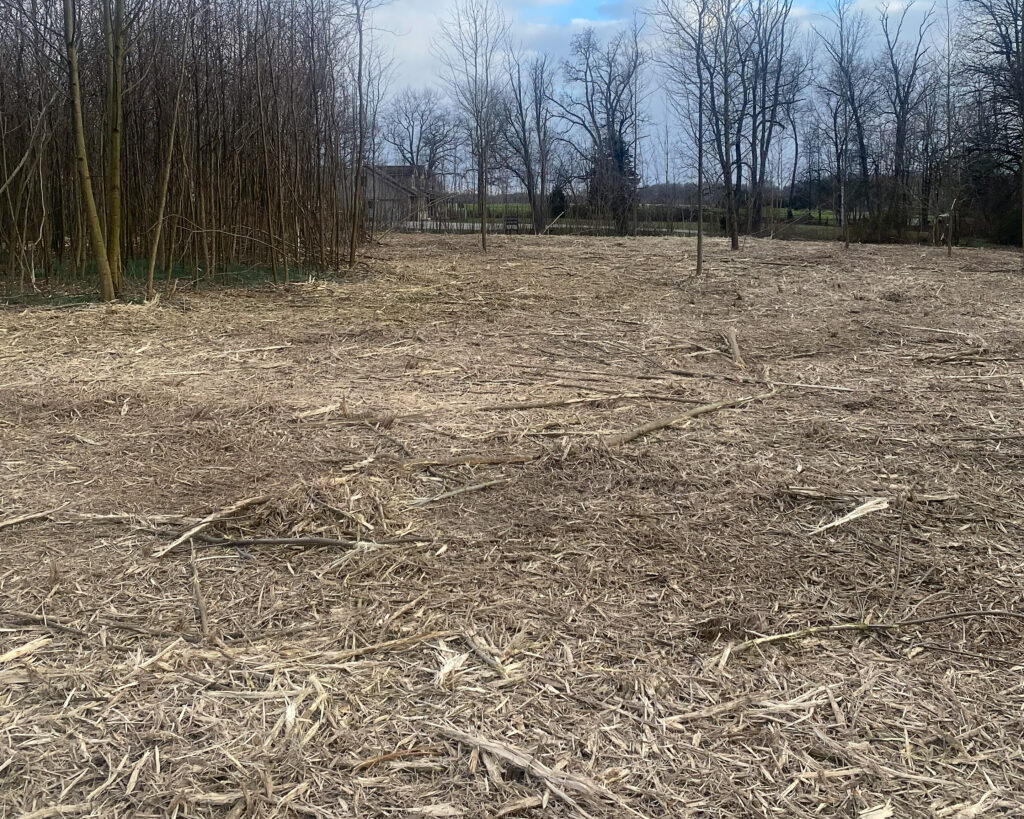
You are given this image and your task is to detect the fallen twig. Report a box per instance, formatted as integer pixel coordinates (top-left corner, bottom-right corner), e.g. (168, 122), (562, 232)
(666, 368), (855, 392)
(195, 535), (355, 549)
(189, 547), (209, 639)
(725, 327), (746, 368)
(437, 726), (618, 812)
(483, 393), (631, 411)
(464, 630), (508, 677)
(407, 478), (509, 508)
(2, 610), (90, 637)
(480, 392), (705, 412)
(291, 401), (344, 421)
(809, 497), (890, 535)
(379, 591), (430, 633)
(165, 534), (426, 555)
(602, 389), (779, 448)
(660, 694), (753, 727)
(153, 494), (271, 557)
(2, 608), (197, 643)
(785, 486), (956, 505)
(0, 635), (51, 664)
(64, 511), (200, 526)
(316, 630), (453, 663)
(351, 746), (442, 772)
(19, 803), (91, 819)
(402, 451), (543, 469)
(725, 609), (1024, 661)
(0, 504), (68, 532)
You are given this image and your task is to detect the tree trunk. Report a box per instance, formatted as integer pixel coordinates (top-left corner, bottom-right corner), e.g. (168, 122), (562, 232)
(724, 178), (740, 250)
(65, 0), (115, 302)
(103, 0), (125, 294)
(947, 197), (955, 258)
(526, 167), (543, 236)
(841, 161), (850, 250)
(789, 117), (799, 209)
(478, 137), (488, 252)
(348, 4), (365, 270)
(696, 12), (705, 279)
(537, 142), (548, 234)
(254, 0), (279, 283)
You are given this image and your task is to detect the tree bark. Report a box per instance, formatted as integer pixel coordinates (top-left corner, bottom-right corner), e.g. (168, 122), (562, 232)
(478, 142), (488, 252)
(65, 0), (115, 302)
(348, 2), (365, 270)
(103, 0), (126, 294)
(696, 3), (705, 277)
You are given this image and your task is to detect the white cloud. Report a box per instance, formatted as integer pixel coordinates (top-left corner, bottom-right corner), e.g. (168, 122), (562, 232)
(375, 0), (639, 89)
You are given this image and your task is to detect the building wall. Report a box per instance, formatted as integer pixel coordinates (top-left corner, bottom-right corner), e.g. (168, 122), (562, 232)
(363, 167), (432, 228)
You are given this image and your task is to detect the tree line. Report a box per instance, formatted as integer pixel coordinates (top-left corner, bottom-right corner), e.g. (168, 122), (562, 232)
(2, 0), (1023, 299)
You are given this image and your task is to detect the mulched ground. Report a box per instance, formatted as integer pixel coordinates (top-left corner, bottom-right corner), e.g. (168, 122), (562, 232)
(1, 234), (1023, 818)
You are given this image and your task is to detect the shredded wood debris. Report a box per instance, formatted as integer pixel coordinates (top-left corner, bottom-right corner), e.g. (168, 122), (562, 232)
(2, 234), (1023, 816)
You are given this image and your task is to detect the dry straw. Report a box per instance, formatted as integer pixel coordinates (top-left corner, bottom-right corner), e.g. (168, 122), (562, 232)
(2, 234), (1022, 816)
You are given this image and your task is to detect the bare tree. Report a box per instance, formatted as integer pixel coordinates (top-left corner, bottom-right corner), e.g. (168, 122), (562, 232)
(819, 62), (854, 247)
(101, 0), (138, 292)
(435, 0), (510, 251)
(654, 0), (711, 272)
(744, 0), (805, 232)
(383, 87), (457, 181)
(554, 23), (647, 236)
(815, 0), (878, 226)
(145, 0), (189, 299)
(346, 0), (391, 270)
(878, 1), (935, 233)
(502, 47), (556, 233)
(64, 0), (116, 301)
(938, 0), (967, 255)
(704, 0), (750, 249)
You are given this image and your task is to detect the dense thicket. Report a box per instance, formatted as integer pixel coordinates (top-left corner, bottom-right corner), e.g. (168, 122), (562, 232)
(1, 0), (373, 297)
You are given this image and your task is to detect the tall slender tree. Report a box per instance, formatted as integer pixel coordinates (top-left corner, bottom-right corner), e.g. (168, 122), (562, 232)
(64, 0), (115, 301)
(654, 0), (711, 273)
(435, 0), (510, 251)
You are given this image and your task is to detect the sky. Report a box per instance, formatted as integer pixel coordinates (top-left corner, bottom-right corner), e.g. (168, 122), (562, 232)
(371, 0), (908, 181)
(375, 0), (642, 90)
(373, 0), (846, 93)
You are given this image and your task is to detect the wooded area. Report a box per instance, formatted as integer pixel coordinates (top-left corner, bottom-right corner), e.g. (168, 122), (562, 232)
(1, 0), (386, 298)
(2, 0), (1024, 300)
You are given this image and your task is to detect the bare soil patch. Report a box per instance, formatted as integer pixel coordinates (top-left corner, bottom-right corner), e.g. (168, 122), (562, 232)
(2, 235), (1023, 817)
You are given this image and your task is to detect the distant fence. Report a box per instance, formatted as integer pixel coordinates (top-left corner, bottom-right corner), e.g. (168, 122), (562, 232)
(384, 201), (850, 242)
(385, 201), (724, 238)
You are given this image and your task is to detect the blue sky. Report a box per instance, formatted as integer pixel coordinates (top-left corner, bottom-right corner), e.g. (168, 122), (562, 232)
(376, 0), (835, 89)
(377, 0), (891, 92)
(375, 0), (918, 182)
(377, 0), (643, 89)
